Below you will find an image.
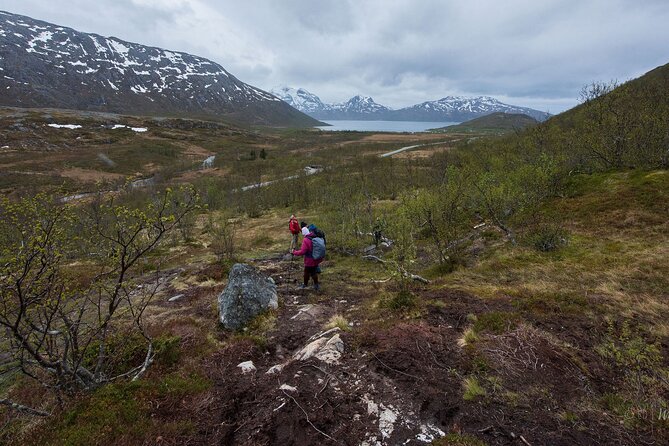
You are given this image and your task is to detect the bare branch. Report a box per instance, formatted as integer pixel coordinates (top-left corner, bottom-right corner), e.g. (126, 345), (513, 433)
(0, 398), (51, 417)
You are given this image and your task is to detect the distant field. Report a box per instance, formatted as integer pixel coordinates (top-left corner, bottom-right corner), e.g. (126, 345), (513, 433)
(0, 106), (460, 197)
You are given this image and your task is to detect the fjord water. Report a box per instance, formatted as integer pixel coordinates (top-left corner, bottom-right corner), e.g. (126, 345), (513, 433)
(316, 120), (459, 132)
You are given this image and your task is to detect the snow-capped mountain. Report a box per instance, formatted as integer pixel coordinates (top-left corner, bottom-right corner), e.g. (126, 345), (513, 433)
(270, 88), (391, 120)
(273, 86), (550, 122)
(271, 86), (328, 114)
(0, 11), (319, 126)
(331, 95), (391, 116)
(393, 96), (550, 122)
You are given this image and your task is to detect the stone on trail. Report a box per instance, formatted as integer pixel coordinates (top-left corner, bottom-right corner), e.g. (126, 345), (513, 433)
(290, 304), (325, 321)
(315, 334), (344, 364)
(237, 360), (256, 374)
(293, 333), (345, 365)
(168, 293), (185, 302)
(218, 263), (278, 330)
(279, 384), (297, 392)
(266, 363), (287, 375)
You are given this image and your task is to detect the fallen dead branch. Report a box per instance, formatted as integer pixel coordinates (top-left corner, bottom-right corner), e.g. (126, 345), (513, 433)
(362, 255), (386, 263)
(362, 256), (429, 284)
(0, 398), (51, 417)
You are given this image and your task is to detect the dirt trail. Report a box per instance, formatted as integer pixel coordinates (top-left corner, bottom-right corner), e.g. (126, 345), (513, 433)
(201, 256), (457, 445)
(189, 254), (643, 446)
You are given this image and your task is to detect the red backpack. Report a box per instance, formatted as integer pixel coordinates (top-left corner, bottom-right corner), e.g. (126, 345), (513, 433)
(289, 218), (300, 234)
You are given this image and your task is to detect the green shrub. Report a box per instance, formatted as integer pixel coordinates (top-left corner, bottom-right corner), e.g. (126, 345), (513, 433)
(380, 289), (417, 310)
(431, 433), (486, 446)
(153, 336), (181, 367)
(472, 312), (519, 335)
(462, 376), (486, 401)
(525, 222), (569, 252)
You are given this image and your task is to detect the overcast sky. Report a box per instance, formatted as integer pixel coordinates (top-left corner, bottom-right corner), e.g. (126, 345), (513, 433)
(2, 0), (669, 113)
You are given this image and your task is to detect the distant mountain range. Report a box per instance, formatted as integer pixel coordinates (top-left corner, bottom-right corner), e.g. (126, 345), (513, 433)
(0, 11), (320, 127)
(271, 86), (551, 122)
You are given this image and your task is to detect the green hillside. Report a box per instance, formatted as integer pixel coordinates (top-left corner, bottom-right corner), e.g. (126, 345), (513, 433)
(1, 62), (669, 445)
(430, 112), (538, 134)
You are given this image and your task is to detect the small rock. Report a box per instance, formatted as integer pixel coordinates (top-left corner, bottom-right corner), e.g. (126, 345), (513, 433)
(266, 363), (287, 375)
(279, 384), (297, 392)
(363, 245), (377, 254)
(305, 327), (341, 343)
(290, 304), (324, 321)
(294, 333), (345, 365)
(315, 334), (345, 364)
(168, 294), (185, 302)
(237, 361), (256, 374)
(293, 337), (328, 362)
(379, 405), (398, 439)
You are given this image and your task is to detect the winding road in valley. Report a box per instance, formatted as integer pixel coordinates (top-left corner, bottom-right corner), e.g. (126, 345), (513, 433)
(61, 139), (452, 202)
(378, 140), (451, 158)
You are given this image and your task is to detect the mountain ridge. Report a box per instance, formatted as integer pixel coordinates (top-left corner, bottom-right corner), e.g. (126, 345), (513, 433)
(271, 86), (550, 122)
(0, 11), (320, 127)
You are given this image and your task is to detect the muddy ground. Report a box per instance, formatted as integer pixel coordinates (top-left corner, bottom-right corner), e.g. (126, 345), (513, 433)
(154, 254), (661, 446)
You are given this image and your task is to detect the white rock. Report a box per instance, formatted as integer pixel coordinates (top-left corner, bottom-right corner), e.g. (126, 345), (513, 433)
(291, 304), (322, 320)
(279, 384), (297, 392)
(362, 394), (379, 415)
(305, 327), (341, 343)
(237, 360), (256, 374)
(168, 294), (185, 302)
(293, 333), (345, 365)
(315, 334), (344, 364)
(416, 424), (446, 443)
(378, 404), (399, 439)
(293, 337), (328, 361)
(266, 363), (287, 375)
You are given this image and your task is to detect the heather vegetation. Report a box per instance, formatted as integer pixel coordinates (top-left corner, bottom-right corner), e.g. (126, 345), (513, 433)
(1, 65), (668, 444)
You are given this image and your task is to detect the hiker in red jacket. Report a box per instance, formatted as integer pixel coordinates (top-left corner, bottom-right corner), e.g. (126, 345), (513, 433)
(288, 214), (300, 251)
(292, 226), (322, 290)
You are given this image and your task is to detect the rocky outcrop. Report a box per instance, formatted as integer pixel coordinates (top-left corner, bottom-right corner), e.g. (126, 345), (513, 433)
(218, 263), (278, 330)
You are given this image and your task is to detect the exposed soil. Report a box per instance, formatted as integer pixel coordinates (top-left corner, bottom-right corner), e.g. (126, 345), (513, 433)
(357, 134), (449, 143)
(57, 167), (125, 182)
(156, 256), (663, 446)
(393, 146), (452, 159)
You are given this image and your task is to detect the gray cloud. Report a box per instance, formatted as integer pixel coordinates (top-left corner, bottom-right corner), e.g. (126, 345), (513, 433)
(2, 0), (669, 112)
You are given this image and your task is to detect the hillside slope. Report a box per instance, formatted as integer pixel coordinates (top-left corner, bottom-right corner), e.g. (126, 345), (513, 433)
(430, 112), (538, 133)
(0, 11), (320, 127)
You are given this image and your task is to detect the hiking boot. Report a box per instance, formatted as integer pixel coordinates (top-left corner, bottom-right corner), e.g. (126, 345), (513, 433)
(313, 284), (320, 291)
(296, 284), (308, 290)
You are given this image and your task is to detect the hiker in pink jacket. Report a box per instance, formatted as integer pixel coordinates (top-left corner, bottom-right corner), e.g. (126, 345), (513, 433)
(292, 226), (322, 290)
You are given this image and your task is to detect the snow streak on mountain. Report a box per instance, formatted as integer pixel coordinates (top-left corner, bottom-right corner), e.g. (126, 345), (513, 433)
(0, 11), (318, 126)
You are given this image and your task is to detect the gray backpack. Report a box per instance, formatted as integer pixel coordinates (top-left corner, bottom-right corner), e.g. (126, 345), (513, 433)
(311, 237), (326, 260)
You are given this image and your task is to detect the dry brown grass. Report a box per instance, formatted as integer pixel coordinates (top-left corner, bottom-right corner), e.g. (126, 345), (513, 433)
(57, 167), (125, 182)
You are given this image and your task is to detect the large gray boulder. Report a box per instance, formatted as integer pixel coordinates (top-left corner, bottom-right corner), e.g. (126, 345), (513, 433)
(218, 263), (278, 330)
